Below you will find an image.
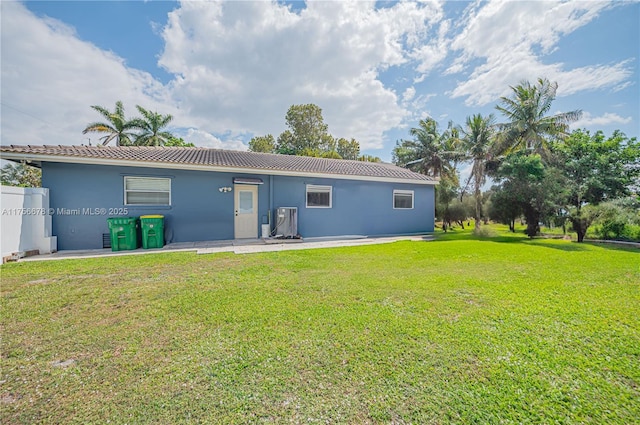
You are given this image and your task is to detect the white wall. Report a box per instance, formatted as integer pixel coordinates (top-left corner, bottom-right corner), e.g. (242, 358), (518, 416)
(1, 186), (57, 258)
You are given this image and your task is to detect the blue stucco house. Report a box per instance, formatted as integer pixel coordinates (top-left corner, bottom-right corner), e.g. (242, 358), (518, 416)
(0, 145), (437, 250)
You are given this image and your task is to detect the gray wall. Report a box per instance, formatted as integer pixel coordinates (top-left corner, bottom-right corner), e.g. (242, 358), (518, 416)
(42, 162), (434, 250)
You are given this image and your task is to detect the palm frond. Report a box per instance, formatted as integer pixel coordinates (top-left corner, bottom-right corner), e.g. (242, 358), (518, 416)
(82, 122), (115, 134)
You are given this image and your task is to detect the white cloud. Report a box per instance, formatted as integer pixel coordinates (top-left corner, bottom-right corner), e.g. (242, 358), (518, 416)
(1, 1), (450, 150)
(402, 86), (416, 103)
(182, 129), (248, 151)
(447, 1), (632, 106)
(571, 112), (632, 129)
(0, 2), (176, 146)
(401, 92), (437, 125)
(612, 81), (634, 93)
(411, 19), (450, 77)
(159, 0), (445, 149)
(3, 0), (633, 155)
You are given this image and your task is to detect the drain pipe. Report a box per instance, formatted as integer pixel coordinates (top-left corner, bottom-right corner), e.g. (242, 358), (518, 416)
(269, 175), (274, 234)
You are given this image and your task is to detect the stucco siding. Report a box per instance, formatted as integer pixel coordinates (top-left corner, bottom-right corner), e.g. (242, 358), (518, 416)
(272, 176), (434, 237)
(42, 162), (434, 250)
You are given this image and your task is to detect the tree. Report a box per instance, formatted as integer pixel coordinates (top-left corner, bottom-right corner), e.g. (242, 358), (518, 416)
(435, 176), (459, 231)
(131, 106), (174, 146)
(395, 118), (463, 233)
(592, 197), (640, 241)
(276, 104), (330, 155)
(321, 150), (342, 159)
(250, 104), (366, 159)
(1, 162), (41, 187)
(275, 130), (296, 155)
(392, 117), (461, 182)
(553, 129), (640, 242)
(495, 78), (581, 159)
(82, 101), (137, 146)
(337, 138), (360, 160)
(486, 188), (521, 232)
(249, 134), (276, 153)
(494, 153), (565, 237)
(164, 136), (195, 147)
(358, 154), (381, 163)
(461, 113), (496, 230)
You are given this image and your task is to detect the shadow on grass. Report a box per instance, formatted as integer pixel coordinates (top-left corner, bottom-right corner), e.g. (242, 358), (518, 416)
(439, 236), (590, 251)
(434, 228), (524, 244)
(433, 225), (639, 253)
(434, 228), (592, 252)
(520, 239), (591, 252)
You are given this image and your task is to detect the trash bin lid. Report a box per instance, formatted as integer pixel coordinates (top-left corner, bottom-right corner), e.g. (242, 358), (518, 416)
(140, 215), (164, 219)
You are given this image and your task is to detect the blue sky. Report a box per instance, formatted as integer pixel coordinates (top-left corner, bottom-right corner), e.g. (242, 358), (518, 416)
(1, 0), (638, 163)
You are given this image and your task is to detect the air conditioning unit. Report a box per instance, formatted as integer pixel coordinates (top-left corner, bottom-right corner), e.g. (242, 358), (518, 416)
(275, 207), (298, 237)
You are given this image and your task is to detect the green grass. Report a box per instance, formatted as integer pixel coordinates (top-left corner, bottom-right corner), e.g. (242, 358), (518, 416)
(2, 226), (639, 424)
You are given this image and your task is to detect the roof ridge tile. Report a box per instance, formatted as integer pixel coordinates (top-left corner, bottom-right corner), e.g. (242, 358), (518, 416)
(0, 144), (435, 183)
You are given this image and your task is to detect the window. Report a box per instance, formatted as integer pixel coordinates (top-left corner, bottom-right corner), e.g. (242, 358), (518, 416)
(393, 190), (414, 209)
(238, 190), (254, 214)
(124, 176), (171, 205)
(306, 185), (332, 208)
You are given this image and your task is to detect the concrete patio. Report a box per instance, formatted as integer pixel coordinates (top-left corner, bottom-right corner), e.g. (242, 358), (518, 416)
(18, 234), (434, 262)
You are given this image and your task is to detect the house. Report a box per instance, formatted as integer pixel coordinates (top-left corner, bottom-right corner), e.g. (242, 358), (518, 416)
(0, 145), (437, 250)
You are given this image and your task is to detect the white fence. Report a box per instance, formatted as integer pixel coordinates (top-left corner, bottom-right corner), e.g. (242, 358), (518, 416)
(1, 186), (57, 260)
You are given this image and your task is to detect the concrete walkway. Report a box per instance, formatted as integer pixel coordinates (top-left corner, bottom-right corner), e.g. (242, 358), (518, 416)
(19, 234), (434, 262)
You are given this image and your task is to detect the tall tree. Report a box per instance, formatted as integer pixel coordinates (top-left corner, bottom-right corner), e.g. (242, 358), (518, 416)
(336, 138), (360, 160)
(82, 101), (137, 146)
(553, 129), (640, 242)
(392, 117), (461, 182)
(131, 106), (174, 146)
(276, 130), (297, 155)
(276, 104), (330, 155)
(495, 78), (581, 159)
(249, 134), (276, 153)
(461, 113), (496, 229)
(494, 153), (564, 237)
(251, 104), (366, 159)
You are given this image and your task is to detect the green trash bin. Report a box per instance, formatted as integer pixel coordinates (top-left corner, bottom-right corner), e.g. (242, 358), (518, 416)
(140, 215), (165, 249)
(107, 217), (140, 251)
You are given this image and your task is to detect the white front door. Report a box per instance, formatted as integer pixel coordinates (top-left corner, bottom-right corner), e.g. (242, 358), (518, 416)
(234, 184), (258, 239)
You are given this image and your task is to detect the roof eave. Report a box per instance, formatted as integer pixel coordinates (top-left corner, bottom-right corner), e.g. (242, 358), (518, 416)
(0, 152), (437, 186)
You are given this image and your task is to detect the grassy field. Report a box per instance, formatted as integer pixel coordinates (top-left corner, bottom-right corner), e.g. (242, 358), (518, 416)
(1, 227), (639, 424)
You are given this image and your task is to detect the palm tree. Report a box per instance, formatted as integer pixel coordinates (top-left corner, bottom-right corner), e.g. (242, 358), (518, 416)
(82, 101), (136, 146)
(461, 113), (496, 229)
(131, 106), (174, 146)
(495, 78), (581, 159)
(394, 118), (461, 182)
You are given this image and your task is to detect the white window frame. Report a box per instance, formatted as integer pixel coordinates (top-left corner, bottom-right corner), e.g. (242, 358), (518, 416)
(124, 176), (171, 206)
(393, 189), (414, 210)
(306, 185), (332, 208)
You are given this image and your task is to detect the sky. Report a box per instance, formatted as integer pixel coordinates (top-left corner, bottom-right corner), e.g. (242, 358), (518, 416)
(1, 0), (638, 163)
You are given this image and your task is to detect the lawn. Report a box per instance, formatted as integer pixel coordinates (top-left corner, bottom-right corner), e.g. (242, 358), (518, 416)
(1, 227), (638, 424)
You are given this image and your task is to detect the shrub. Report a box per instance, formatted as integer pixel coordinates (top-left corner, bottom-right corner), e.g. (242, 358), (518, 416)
(592, 197), (640, 242)
(473, 226), (497, 238)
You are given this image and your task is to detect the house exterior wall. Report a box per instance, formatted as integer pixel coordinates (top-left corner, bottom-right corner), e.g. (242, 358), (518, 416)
(42, 162), (434, 250)
(272, 176), (434, 238)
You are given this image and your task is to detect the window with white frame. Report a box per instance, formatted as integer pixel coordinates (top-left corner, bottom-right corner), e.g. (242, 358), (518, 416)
(306, 185), (332, 208)
(124, 176), (171, 205)
(393, 190), (414, 209)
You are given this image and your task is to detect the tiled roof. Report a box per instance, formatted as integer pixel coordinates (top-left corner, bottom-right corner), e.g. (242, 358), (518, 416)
(0, 145), (436, 183)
